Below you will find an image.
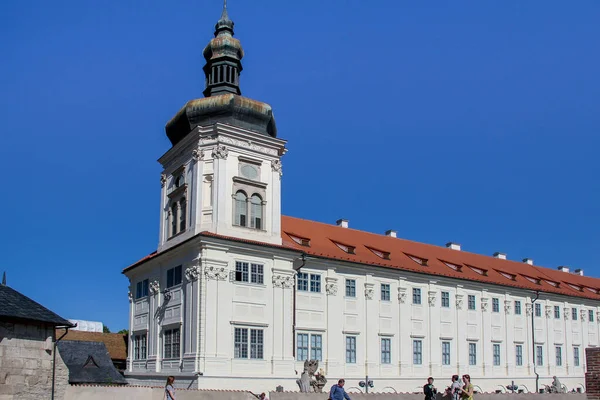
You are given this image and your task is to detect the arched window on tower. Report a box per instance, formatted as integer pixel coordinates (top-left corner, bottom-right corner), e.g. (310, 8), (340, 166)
(171, 203), (178, 237)
(234, 191), (247, 227)
(250, 194), (263, 230)
(179, 197), (187, 232)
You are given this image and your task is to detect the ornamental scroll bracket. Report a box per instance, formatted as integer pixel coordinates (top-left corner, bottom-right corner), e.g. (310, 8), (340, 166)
(525, 303), (533, 316)
(364, 283), (374, 300)
(272, 274), (294, 289)
(428, 291), (437, 307)
(205, 266), (228, 281)
(455, 294), (464, 310)
(326, 283), (338, 296)
(149, 280), (160, 295)
(185, 265), (202, 281)
(398, 287), (407, 304)
(504, 300), (511, 314)
(481, 298), (489, 312)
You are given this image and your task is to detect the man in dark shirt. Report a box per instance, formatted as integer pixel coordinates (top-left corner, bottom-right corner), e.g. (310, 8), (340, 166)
(424, 377), (437, 400)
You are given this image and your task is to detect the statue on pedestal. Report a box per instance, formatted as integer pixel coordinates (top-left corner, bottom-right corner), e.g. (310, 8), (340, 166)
(296, 360), (327, 393)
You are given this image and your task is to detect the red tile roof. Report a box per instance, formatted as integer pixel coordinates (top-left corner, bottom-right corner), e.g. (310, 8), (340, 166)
(124, 215), (600, 301)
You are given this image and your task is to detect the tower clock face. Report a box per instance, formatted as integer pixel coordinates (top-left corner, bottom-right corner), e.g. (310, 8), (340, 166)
(241, 164), (258, 180)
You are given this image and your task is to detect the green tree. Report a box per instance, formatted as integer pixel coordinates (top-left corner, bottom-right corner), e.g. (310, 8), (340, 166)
(103, 325), (111, 333)
(118, 329), (129, 335)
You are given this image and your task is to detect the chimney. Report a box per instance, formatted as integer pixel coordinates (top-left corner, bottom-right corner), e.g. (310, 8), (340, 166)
(522, 258), (534, 266)
(446, 242), (461, 251)
(336, 219), (349, 228)
(557, 266), (570, 273)
(385, 230), (397, 238)
(493, 252), (507, 260)
(574, 268), (584, 276)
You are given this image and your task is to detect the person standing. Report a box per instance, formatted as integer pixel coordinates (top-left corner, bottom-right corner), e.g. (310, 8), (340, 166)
(450, 375), (462, 400)
(329, 379), (351, 400)
(459, 375), (474, 400)
(165, 376), (176, 400)
(423, 377), (437, 400)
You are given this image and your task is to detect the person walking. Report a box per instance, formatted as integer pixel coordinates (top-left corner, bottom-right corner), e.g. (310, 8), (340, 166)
(459, 375), (474, 400)
(329, 379), (351, 400)
(165, 376), (176, 400)
(423, 377), (437, 400)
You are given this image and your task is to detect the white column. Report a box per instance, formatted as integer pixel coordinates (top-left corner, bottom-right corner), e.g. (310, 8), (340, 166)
(504, 295), (514, 377)
(427, 281), (440, 377)
(364, 277), (377, 376)
(455, 286), (466, 373)
(481, 291), (491, 376)
(398, 278), (411, 376)
(325, 271), (343, 377)
(127, 286), (134, 372)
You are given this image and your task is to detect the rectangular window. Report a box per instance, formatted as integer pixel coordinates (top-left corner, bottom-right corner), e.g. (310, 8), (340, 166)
(441, 291), (450, 308)
(535, 303), (542, 317)
(515, 344), (523, 366)
(346, 336), (356, 363)
(413, 288), (422, 305)
(381, 338), (391, 364)
(492, 298), (500, 313)
(555, 346), (562, 366)
(234, 328), (263, 359)
(574, 346), (580, 367)
(590, 310), (595, 322)
(250, 263), (264, 284)
(536, 345), (543, 366)
(235, 262), (249, 282)
(515, 301), (522, 315)
(297, 333), (308, 361)
(166, 266), (182, 288)
(469, 343), (477, 365)
(310, 334), (322, 361)
(134, 334), (147, 360)
(297, 272), (309, 291)
(442, 341), (450, 365)
(163, 328), (180, 359)
(554, 306), (560, 319)
(468, 295), (476, 310)
(381, 284), (391, 301)
(136, 279), (149, 299)
(493, 344), (501, 366)
(310, 274), (321, 293)
(572, 308), (578, 320)
(345, 279), (356, 297)
(413, 340), (423, 365)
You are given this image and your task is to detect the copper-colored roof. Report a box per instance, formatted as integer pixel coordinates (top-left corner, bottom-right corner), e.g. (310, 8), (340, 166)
(57, 329), (127, 361)
(124, 215), (600, 301)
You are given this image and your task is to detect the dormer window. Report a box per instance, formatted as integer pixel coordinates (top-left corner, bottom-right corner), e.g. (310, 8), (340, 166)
(467, 265), (487, 276)
(406, 254), (428, 266)
(496, 270), (516, 281)
(332, 240), (355, 254)
(366, 246), (390, 260)
(522, 275), (541, 285)
(287, 233), (311, 247)
(441, 261), (462, 272)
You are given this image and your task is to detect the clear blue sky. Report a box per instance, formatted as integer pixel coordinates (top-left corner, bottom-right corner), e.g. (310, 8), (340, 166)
(1, 1), (598, 331)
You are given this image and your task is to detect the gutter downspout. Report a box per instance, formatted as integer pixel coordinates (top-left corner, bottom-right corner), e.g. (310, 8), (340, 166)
(531, 291), (540, 393)
(292, 253), (306, 358)
(52, 324), (75, 400)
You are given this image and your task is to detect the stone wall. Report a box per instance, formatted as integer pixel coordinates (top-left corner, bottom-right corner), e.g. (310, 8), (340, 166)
(0, 321), (69, 400)
(586, 348), (600, 399)
(64, 385), (259, 400)
(270, 393), (585, 400)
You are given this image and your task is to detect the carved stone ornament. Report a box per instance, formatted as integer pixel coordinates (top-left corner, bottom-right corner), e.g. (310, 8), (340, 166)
(365, 284), (374, 300)
(455, 294), (464, 310)
(219, 136), (278, 156)
(428, 291), (437, 307)
(199, 134), (217, 145)
(160, 174), (167, 187)
(398, 287), (407, 303)
(325, 283), (338, 296)
(564, 308), (570, 321)
(185, 265), (201, 281)
(149, 280), (160, 294)
(581, 309), (587, 322)
(526, 303), (533, 316)
(504, 300), (511, 314)
(205, 266), (228, 281)
(481, 298), (489, 312)
(212, 145), (229, 160)
(596, 311), (600, 322)
(273, 274), (294, 288)
(192, 148), (204, 162)
(128, 288), (133, 301)
(271, 159), (282, 176)
(545, 305), (553, 318)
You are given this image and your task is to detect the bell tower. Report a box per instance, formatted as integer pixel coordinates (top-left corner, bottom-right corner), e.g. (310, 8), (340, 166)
(157, 1), (286, 252)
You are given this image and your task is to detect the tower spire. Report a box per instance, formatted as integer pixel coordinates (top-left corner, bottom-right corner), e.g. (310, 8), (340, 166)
(221, 0), (228, 21)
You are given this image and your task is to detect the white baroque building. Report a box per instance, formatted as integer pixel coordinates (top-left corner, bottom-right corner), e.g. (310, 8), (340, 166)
(123, 4), (598, 394)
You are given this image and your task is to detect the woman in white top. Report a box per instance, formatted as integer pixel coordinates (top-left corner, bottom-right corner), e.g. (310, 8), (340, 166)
(165, 376), (176, 400)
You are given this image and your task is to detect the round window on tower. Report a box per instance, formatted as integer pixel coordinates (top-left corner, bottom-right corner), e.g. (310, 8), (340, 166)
(240, 164), (258, 181)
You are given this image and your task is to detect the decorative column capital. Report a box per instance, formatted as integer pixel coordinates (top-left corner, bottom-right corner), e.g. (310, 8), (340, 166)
(455, 294), (464, 310)
(526, 303), (533, 316)
(564, 307), (570, 321)
(364, 283), (375, 300)
(271, 159), (282, 176)
(128, 286), (133, 302)
(504, 300), (512, 314)
(160, 174), (167, 187)
(212, 145), (228, 160)
(149, 280), (160, 295)
(428, 291), (437, 307)
(581, 309), (587, 322)
(192, 148), (205, 162)
(205, 266), (228, 280)
(481, 297), (489, 312)
(545, 305), (553, 318)
(185, 265), (202, 281)
(272, 274), (294, 289)
(398, 287), (407, 303)
(326, 283), (338, 296)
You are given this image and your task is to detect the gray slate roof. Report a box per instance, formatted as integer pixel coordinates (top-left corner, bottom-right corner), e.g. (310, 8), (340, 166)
(57, 340), (128, 385)
(0, 284), (73, 326)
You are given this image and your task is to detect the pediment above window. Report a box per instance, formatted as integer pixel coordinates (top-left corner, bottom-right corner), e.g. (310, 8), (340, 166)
(233, 176), (268, 189)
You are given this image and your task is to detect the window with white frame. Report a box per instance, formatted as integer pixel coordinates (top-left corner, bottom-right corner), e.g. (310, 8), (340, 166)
(572, 308), (578, 320)
(536, 345), (543, 366)
(442, 341), (450, 365)
(554, 306), (560, 319)
(535, 303), (542, 317)
(296, 333), (322, 361)
(163, 328), (180, 359)
(441, 291), (450, 308)
(346, 336), (356, 363)
(233, 190), (264, 230)
(381, 284), (390, 301)
(167, 170), (187, 238)
(136, 279), (149, 299)
(297, 273), (308, 291)
(515, 301), (522, 315)
(346, 279), (356, 297)
(493, 344), (501, 365)
(469, 342), (477, 365)
(381, 338), (391, 364)
(297, 273), (320, 292)
(234, 327), (263, 359)
(590, 310), (595, 322)
(413, 340), (422, 365)
(166, 265), (182, 288)
(492, 298), (500, 313)
(468, 295), (476, 310)
(413, 288), (422, 305)
(574, 346), (580, 366)
(556, 346), (562, 366)
(516, 344), (523, 366)
(134, 334), (147, 360)
(310, 274), (321, 293)
(235, 261), (264, 284)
